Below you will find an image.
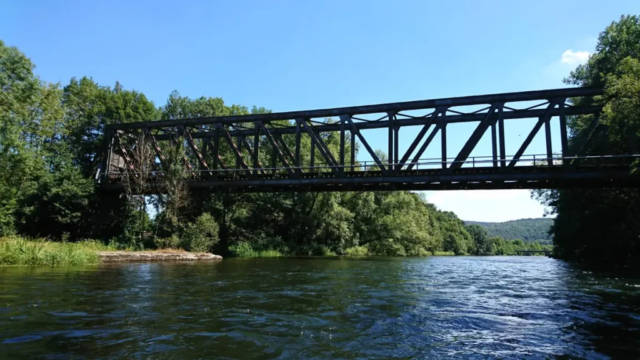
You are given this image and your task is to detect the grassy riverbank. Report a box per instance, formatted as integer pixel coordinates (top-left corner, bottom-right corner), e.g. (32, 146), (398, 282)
(1, 237), (549, 266)
(0, 237), (119, 266)
(0, 237), (221, 266)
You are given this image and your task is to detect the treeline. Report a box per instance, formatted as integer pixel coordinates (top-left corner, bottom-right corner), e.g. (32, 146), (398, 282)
(464, 225), (551, 256)
(533, 15), (640, 267)
(465, 218), (553, 243)
(2, 39), (524, 257)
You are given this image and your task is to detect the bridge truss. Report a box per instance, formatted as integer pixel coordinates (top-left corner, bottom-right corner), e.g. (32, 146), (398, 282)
(98, 87), (640, 193)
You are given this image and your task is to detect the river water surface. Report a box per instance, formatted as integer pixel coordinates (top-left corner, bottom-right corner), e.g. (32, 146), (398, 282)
(1, 256), (639, 359)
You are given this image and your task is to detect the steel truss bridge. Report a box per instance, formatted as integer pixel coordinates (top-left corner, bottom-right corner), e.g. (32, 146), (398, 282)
(98, 87), (640, 193)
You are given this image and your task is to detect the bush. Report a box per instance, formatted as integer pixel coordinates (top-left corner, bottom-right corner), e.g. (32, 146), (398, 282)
(410, 247), (430, 257)
(316, 245), (336, 256)
(256, 250), (283, 257)
(229, 242), (282, 257)
(344, 245), (369, 256)
(153, 235), (180, 249)
(368, 240), (407, 256)
(296, 243), (337, 256)
(180, 213), (219, 252)
(229, 242), (258, 257)
(431, 251), (455, 256)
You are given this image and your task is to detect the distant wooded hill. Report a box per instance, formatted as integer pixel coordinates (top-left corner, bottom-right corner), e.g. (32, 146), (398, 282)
(464, 218), (553, 243)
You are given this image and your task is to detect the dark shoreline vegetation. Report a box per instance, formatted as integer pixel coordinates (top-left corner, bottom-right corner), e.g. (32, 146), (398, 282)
(1, 15), (639, 267)
(0, 236), (552, 266)
(533, 15), (640, 268)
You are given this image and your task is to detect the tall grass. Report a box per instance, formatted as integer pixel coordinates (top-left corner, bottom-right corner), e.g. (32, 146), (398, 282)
(430, 251), (455, 256)
(229, 242), (283, 258)
(344, 246), (369, 256)
(0, 237), (116, 266)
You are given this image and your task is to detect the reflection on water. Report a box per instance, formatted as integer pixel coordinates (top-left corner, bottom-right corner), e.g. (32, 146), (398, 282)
(0, 257), (639, 359)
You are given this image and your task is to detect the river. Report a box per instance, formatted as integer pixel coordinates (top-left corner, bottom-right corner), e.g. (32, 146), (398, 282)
(0, 256), (639, 359)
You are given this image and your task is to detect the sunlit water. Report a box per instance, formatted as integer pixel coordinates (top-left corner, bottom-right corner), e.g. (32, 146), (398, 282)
(1, 257), (639, 359)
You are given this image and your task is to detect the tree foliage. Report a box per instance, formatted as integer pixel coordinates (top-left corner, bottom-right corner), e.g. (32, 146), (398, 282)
(533, 15), (640, 266)
(465, 218), (553, 243)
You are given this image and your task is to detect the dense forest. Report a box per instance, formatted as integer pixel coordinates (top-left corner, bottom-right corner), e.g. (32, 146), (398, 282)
(0, 39), (551, 257)
(465, 219), (553, 243)
(533, 15), (640, 267)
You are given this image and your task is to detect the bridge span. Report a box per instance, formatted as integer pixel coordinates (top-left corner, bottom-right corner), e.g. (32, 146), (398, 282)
(97, 87), (640, 193)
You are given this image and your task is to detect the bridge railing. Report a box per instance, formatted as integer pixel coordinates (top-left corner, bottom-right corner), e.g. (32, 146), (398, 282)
(100, 154), (640, 182)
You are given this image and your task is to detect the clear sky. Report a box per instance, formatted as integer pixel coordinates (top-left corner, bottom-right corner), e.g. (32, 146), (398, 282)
(2, 0), (638, 221)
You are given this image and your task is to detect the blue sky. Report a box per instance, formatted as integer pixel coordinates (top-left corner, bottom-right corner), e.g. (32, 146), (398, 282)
(3, 0), (638, 221)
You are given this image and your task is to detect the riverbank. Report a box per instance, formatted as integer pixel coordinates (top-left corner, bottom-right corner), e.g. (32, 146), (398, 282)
(98, 250), (222, 262)
(0, 237), (106, 266)
(1, 237), (549, 267)
(0, 238), (222, 266)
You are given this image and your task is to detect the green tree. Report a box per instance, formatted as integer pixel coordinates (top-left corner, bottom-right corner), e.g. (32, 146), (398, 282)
(180, 212), (219, 252)
(466, 224), (495, 255)
(534, 15), (640, 266)
(435, 211), (473, 255)
(0, 40), (65, 235)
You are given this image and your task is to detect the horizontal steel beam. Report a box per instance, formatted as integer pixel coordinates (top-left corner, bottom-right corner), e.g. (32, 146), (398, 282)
(106, 87), (602, 130)
(149, 105), (601, 140)
(100, 166), (638, 193)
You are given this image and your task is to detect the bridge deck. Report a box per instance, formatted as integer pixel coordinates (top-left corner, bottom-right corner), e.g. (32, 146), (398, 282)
(100, 162), (640, 193)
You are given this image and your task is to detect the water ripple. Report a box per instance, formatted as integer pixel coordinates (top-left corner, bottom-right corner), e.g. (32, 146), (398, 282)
(0, 257), (639, 358)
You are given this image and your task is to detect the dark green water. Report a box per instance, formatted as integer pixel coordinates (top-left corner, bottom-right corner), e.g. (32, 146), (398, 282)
(1, 257), (639, 359)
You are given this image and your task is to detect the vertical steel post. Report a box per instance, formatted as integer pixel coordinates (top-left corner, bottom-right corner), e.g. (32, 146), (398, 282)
(253, 123), (260, 175)
(559, 101), (568, 162)
(295, 119), (301, 172)
(499, 106), (506, 168)
(271, 138), (277, 175)
(394, 124), (399, 171)
(340, 115), (345, 172)
(350, 130), (356, 172)
(202, 137), (209, 172)
(236, 135), (242, 169)
(310, 128), (315, 174)
(104, 129), (113, 177)
(545, 115), (553, 166)
(441, 121), (447, 169)
(388, 112), (394, 169)
(212, 125), (220, 172)
(491, 122), (498, 167)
